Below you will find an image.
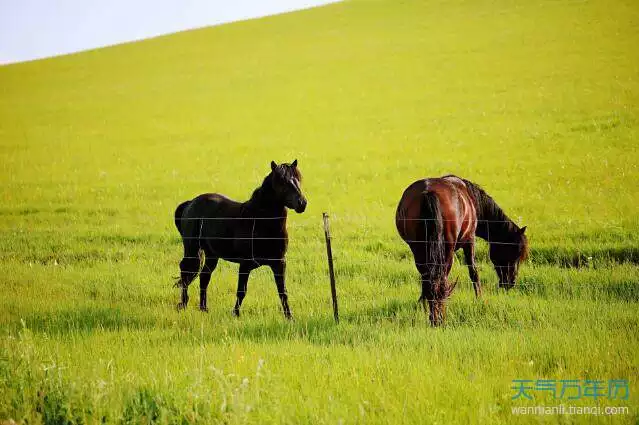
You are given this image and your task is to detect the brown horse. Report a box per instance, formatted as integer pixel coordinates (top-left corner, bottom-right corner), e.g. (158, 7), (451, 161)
(395, 175), (528, 325)
(174, 160), (307, 319)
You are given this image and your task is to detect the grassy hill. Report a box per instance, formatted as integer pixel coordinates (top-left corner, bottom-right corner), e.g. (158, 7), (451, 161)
(1, 0), (637, 423)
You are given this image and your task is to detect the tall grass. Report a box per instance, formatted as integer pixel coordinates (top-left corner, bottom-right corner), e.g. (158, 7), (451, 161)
(0, 0), (638, 423)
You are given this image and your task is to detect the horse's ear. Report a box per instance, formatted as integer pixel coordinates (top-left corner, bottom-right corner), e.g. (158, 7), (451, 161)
(270, 161), (277, 171)
(520, 226), (527, 235)
(291, 159), (298, 168)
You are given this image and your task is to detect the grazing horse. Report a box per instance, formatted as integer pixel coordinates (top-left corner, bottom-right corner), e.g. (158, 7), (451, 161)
(395, 175), (528, 325)
(173, 160), (307, 319)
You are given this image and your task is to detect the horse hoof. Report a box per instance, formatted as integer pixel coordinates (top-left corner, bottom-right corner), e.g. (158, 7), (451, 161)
(200, 307), (208, 313)
(176, 303), (187, 311)
(232, 309), (240, 317)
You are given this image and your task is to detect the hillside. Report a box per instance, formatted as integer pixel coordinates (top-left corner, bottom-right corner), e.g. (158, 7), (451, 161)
(1, 0), (637, 423)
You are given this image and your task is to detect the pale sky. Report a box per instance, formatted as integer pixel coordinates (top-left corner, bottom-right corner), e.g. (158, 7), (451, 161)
(0, 0), (340, 65)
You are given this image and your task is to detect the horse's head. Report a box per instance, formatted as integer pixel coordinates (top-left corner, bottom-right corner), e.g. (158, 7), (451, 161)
(270, 159), (307, 213)
(489, 226), (528, 289)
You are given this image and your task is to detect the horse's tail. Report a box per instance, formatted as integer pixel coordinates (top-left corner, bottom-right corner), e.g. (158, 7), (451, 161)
(174, 200), (191, 236)
(420, 191), (450, 298)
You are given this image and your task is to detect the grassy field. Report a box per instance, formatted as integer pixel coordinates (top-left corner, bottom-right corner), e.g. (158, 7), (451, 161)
(1, 0), (638, 423)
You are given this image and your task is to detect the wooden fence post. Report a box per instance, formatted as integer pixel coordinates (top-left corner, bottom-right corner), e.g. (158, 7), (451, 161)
(322, 213), (339, 323)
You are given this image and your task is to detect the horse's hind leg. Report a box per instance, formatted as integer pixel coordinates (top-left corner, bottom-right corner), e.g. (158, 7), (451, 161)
(417, 263), (444, 326)
(413, 251), (428, 310)
(198, 256), (218, 312)
(417, 264), (432, 317)
(176, 246), (201, 310)
(420, 278), (439, 326)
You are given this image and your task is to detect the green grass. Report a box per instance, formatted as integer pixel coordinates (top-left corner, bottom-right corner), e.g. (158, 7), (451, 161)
(1, 0), (638, 423)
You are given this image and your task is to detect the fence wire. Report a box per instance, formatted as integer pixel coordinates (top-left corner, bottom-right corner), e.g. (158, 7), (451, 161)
(169, 214), (638, 295)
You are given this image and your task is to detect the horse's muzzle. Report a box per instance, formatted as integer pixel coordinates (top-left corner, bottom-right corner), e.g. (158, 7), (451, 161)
(295, 198), (307, 213)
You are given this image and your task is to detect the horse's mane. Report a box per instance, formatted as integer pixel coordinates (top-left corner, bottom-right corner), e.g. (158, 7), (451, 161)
(519, 237), (529, 263)
(457, 176), (528, 262)
(458, 177), (511, 225)
(248, 175), (275, 206)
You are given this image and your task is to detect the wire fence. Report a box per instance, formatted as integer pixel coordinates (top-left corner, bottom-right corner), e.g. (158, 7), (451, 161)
(170, 214), (638, 294)
(2, 212), (633, 315)
(166, 212), (639, 323)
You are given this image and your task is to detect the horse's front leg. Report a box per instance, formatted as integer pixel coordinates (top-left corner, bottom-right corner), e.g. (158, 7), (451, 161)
(233, 262), (255, 317)
(270, 260), (292, 320)
(462, 241), (482, 298)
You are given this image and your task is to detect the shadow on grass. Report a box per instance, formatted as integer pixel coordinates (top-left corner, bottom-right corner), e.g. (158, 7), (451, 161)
(16, 306), (164, 335)
(514, 277), (639, 302)
(0, 297), (551, 344)
(530, 246), (639, 268)
(220, 296), (533, 344)
(11, 285), (638, 346)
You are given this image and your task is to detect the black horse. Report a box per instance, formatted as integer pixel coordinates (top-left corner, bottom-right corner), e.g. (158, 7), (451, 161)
(173, 160), (307, 319)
